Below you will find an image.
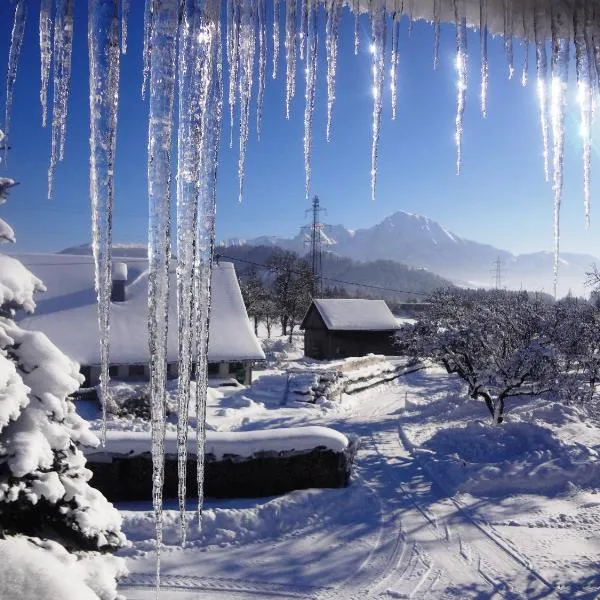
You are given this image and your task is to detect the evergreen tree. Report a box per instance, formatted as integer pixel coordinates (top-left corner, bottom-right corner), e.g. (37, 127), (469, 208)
(0, 171), (126, 599)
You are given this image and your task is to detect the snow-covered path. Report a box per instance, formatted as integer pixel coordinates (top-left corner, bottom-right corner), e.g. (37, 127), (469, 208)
(119, 376), (584, 599)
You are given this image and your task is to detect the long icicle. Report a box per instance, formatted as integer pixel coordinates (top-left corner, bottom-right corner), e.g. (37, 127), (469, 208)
(227, 0), (241, 148)
(121, 0), (130, 54)
(175, 0), (198, 547)
(370, 0), (386, 202)
(550, 6), (570, 297)
(57, 0), (74, 162)
(285, 0), (297, 118)
(433, 0), (441, 70)
(300, 0), (309, 61)
(88, 0), (120, 445)
(273, 0), (280, 79)
(176, 0), (219, 545)
(195, 7), (222, 525)
(147, 0), (179, 590)
(257, 0), (267, 139)
(390, 5), (400, 122)
(575, 0), (593, 227)
(141, 0), (153, 98)
(534, 1), (550, 182)
(48, 0), (75, 199)
(304, 0), (317, 198)
(480, 0), (489, 117)
(238, 0), (257, 202)
(39, 0), (53, 128)
(522, 2), (530, 87)
(325, 0), (341, 140)
(504, 0), (514, 79)
(5, 0), (28, 146)
(454, 0), (468, 176)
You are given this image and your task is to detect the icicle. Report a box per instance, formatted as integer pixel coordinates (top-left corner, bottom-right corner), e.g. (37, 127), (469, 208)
(300, 0), (309, 61)
(325, 0), (341, 140)
(175, 0), (197, 547)
(5, 0), (28, 146)
(353, 0), (359, 56)
(304, 1), (317, 198)
(141, 0), (152, 98)
(121, 0), (130, 54)
(550, 8), (569, 297)
(521, 5), (530, 87)
(238, 0), (257, 202)
(575, 0), (593, 227)
(273, 0), (280, 79)
(390, 11), (399, 121)
(285, 0), (296, 119)
(433, 0), (441, 70)
(522, 41), (530, 87)
(175, 0), (220, 544)
(454, 0), (468, 176)
(534, 4), (550, 183)
(257, 0), (266, 139)
(147, 0), (179, 588)
(227, 0), (241, 147)
(48, 0), (75, 199)
(407, 0), (414, 38)
(194, 13), (222, 524)
(39, 0), (53, 128)
(88, 0), (120, 445)
(504, 0), (514, 79)
(370, 0), (385, 202)
(480, 0), (488, 117)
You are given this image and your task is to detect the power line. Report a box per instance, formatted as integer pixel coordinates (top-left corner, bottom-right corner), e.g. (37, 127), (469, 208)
(215, 252), (430, 297)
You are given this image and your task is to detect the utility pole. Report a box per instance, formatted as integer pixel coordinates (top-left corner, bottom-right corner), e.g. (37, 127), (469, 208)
(491, 256), (504, 289)
(304, 195), (326, 297)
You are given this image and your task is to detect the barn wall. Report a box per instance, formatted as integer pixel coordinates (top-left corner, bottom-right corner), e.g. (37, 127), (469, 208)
(304, 329), (398, 360)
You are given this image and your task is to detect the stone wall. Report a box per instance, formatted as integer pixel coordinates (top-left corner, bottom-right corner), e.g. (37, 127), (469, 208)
(87, 439), (359, 502)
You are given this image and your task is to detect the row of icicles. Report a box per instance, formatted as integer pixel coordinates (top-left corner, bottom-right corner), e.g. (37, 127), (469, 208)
(3, 0), (597, 590)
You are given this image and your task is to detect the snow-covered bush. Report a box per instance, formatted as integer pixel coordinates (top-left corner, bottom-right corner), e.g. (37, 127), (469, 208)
(397, 288), (559, 424)
(0, 172), (126, 599)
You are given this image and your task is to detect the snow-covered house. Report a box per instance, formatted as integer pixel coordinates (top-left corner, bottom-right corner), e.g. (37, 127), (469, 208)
(300, 299), (400, 360)
(16, 255), (265, 386)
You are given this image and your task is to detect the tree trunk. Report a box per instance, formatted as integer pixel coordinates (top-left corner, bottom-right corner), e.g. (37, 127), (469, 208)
(254, 316), (259, 336)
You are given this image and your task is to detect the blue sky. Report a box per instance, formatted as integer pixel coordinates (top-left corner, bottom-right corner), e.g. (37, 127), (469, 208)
(0, 1), (598, 258)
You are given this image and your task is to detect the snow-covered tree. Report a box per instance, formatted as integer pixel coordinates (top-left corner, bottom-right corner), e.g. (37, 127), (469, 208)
(551, 295), (600, 409)
(398, 288), (559, 424)
(0, 172), (126, 599)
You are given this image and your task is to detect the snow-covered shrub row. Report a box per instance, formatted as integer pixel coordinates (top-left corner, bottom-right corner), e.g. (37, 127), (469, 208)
(397, 289), (600, 424)
(0, 168), (126, 599)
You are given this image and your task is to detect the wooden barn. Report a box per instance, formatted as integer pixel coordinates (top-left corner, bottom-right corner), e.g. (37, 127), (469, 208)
(300, 299), (400, 360)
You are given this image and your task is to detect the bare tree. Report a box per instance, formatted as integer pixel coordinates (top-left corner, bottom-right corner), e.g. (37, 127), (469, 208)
(398, 288), (559, 424)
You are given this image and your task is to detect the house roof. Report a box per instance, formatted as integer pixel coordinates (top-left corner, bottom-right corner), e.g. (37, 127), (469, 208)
(303, 298), (399, 332)
(15, 254), (265, 365)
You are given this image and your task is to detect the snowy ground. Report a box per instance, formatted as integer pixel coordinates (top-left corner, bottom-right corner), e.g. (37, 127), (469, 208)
(84, 332), (600, 599)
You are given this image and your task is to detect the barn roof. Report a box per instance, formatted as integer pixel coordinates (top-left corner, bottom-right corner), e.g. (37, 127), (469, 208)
(303, 298), (399, 332)
(14, 254), (265, 365)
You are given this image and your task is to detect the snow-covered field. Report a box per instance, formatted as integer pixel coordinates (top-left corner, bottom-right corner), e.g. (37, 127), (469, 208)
(84, 333), (600, 599)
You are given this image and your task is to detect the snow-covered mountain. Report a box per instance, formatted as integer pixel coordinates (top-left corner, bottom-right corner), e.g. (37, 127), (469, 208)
(221, 211), (599, 297)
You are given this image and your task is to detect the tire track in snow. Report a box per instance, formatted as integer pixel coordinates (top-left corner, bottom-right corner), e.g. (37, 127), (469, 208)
(121, 573), (329, 598)
(389, 416), (561, 599)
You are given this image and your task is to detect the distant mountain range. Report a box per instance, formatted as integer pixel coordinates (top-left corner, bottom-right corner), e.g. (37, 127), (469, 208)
(221, 211), (599, 297)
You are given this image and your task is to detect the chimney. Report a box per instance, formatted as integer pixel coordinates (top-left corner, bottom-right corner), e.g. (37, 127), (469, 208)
(111, 262), (128, 302)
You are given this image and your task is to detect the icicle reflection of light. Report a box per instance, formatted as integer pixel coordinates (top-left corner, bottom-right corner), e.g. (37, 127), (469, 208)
(454, 0), (468, 176)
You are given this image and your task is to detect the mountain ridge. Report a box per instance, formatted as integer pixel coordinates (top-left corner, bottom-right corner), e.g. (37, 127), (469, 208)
(221, 210), (598, 297)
